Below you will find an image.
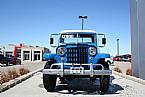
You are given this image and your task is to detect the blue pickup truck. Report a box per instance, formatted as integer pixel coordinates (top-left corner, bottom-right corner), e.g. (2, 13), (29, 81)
(43, 30), (112, 94)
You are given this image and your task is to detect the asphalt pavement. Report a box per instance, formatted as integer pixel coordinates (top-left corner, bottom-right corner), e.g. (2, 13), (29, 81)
(1, 71), (145, 97)
(1, 61), (144, 97)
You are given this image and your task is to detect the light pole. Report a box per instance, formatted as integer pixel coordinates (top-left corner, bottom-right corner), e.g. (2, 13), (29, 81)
(79, 16), (88, 30)
(3, 46), (5, 56)
(117, 39), (120, 56)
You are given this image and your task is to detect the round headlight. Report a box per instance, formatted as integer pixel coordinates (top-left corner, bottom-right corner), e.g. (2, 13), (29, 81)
(57, 47), (66, 56)
(89, 47), (97, 56)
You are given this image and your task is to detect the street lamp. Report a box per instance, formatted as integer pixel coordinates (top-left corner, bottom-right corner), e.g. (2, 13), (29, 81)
(79, 16), (88, 30)
(3, 46), (5, 56)
(117, 39), (120, 56)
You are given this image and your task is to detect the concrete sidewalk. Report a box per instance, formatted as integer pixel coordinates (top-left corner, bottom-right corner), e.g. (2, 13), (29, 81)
(110, 61), (131, 74)
(0, 61), (46, 72)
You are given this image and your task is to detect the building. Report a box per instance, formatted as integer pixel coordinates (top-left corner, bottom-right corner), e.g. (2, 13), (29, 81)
(21, 45), (49, 62)
(0, 47), (2, 54)
(0, 44), (50, 63)
(0, 44), (15, 58)
(130, 0), (145, 79)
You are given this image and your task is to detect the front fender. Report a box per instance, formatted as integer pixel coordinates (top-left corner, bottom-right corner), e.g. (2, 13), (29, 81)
(43, 53), (61, 63)
(93, 53), (110, 63)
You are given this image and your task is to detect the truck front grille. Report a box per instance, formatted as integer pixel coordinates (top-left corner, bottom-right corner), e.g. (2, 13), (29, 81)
(66, 47), (88, 64)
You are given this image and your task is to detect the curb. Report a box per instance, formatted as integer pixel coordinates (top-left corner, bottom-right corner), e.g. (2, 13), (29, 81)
(113, 70), (145, 85)
(0, 68), (43, 93)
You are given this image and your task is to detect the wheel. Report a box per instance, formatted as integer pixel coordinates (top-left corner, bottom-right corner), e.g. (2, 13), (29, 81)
(98, 90), (105, 95)
(16, 60), (21, 65)
(17, 60), (21, 65)
(99, 75), (110, 94)
(68, 89), (77, 94)
(68, 89), (72, 93)
(43, 59), (57, 92)
(43, 74), (57, 92)
(98, 60), (110, 94)
(107, 61), (111, 65)
(6, 61), (10, 66)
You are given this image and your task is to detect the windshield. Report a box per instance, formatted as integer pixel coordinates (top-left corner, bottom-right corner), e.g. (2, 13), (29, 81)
(60, 33), (95, 44)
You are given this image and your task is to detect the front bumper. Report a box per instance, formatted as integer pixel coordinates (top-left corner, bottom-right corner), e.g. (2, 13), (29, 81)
(42, 63), (112, 77)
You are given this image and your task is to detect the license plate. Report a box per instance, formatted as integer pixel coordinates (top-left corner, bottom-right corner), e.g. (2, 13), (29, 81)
(70, 67), (84, 74)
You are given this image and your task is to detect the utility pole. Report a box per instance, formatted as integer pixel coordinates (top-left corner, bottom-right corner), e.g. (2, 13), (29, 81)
(117, 39), (120, 56)
(79, 16), (88, 30)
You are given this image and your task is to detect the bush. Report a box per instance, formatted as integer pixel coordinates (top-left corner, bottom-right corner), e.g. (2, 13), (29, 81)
(11, 68), (20, 79)
(114, 67), (122, 73)
(0, 73), (2, 84)
(7, 70), (13, 80)
(1, 72), (9, 84)
(126, 68), (132, 75)
(19, 68), (30, 76)
(0, 67), (30, 85)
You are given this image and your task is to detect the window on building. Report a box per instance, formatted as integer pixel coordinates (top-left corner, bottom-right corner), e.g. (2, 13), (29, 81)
(34, 51), (40, 61)
(16, 48), (21, 58)
(23, 51), (30, 60)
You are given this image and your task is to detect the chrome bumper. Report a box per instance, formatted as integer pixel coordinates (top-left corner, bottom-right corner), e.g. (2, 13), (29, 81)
(42, 63), (112, 77)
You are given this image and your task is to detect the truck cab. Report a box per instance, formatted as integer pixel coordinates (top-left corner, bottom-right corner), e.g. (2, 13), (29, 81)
(43, 30), (112, 94)
(0, 54), (11, 66)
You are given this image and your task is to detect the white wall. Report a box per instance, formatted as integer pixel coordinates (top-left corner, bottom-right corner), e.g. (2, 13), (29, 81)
(130, 0), (145, 79)
(130, 0), (139, 77)
(21, 46), (44, 62)
(21, 47), (32, 62)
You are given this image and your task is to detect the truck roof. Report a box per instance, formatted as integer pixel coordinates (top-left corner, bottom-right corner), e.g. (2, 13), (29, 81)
(60, 30), (96, 34)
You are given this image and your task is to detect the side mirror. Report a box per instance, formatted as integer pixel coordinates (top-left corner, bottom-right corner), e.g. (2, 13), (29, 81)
(50, 38), (53, 44)
(102, 38), (106, 45)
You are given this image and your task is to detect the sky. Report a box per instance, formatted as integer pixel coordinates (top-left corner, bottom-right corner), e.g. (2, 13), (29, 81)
(0, 0), (131, 56)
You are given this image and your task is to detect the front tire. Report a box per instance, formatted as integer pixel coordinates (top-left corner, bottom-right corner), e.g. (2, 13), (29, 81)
(107, 61), (111, 65)
(43, 74), (57, 92)
(43, 59), (57, 92)
(97, 60), (110, 94)
(99, 75), (110, 94)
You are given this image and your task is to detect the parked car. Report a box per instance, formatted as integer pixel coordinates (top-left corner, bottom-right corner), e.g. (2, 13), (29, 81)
(105, 58), (114, 65)
(10, 57), (21, 65)
(0, 54), (21, 66)
(122, 54), (132, 62)
(0, 54), (11, 66)
(113, 56), (122, 61)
